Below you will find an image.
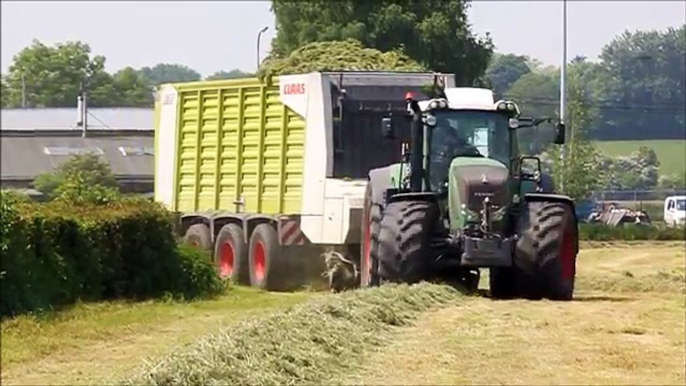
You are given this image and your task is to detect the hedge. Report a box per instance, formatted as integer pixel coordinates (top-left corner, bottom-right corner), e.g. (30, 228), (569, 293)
(579, 223), (686, 241)
(0, 194), (224, 318)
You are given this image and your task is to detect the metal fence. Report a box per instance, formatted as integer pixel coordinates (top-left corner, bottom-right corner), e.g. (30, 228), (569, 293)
(590, 190), (686, 203)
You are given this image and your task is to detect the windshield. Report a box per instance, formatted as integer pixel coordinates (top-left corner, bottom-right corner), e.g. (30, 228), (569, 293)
(677, 199), (686, 211)
(428, 110), (510, 190)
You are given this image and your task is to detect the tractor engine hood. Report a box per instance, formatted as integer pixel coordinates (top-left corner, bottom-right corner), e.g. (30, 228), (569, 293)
(448, 157), (509, 229)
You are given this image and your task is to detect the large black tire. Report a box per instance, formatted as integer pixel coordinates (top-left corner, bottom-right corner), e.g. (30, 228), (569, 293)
(183, 223), (212, 250)
(213, 224), (250, 285)
(376, 200), (439, 284)
(359, 183), (382, 287)
(514, 200), (578, 301)
(248, 223), (282, 290)
(489, 267), (517, 299)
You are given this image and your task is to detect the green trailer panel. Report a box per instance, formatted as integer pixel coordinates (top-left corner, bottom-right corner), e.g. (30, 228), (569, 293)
(172, 79), (305, 214)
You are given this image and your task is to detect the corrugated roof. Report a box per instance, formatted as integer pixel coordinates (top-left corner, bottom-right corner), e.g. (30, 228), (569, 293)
(1, 108), (154, 131)
(1, 135), (154, 181)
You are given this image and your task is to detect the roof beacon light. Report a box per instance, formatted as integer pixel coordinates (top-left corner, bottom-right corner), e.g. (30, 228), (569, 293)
(405, 91), (415, 101)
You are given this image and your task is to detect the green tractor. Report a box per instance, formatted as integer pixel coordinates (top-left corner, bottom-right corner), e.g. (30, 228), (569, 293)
(360, 87), (579, 300)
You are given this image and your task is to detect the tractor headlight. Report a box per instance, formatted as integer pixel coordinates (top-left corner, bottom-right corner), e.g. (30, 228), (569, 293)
(506, 102), (516, 111)
(425, 115), (437, 126)
(496, 102), (507, 111)
(428, 99), (448, 110)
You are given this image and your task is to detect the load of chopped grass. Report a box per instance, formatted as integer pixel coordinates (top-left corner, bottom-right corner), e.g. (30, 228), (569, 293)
(257, 39), (427, 79)
(120, 283), (460, 386)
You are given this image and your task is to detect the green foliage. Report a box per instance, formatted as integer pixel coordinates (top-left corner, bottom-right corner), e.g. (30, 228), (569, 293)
(595, 25), (686, 140)
(485, 53), (531, 98)
(595, 139), (686, 178)
(138, 63), (202, 85)
(4, 40), (123, 108)
(2, 41), (203, 108)
(257, 39), (427, 79)
(579, 224), (686, 241)
(112, 67), (155, 107)
(597, 146), (661, 191)
(205, 69), (252, 81)
(270, 0), (494, 86)
(1, 74), (8, 108)
(0, 197), (224, 318)
(33, 153), (120, 203)
(546, 67), (603, 201)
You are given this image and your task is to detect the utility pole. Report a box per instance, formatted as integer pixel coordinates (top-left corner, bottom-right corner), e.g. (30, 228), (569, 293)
(559, 0), (568, 193)
(257, 26), (269, 69)
(78, 82), (88, 138)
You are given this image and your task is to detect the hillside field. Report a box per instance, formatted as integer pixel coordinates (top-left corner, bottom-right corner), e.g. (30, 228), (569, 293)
(595, 139), (686, 177)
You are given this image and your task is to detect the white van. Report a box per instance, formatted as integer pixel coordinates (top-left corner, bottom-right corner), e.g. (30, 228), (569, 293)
(663, 195), (686, 227)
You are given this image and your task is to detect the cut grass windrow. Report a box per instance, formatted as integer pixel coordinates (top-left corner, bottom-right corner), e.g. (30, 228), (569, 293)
(120, 283), (462, 386)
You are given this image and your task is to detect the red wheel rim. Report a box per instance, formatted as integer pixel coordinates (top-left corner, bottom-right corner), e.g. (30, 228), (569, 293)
(561, 226), (575, 281)
(220, 241), (234, 278)
(254, 241), (266, 282)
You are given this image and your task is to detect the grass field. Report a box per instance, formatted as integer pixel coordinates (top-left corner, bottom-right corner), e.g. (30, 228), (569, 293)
(0, 287), (316, 385)
(2, 242), (684, 386)
(595, 139), (686, 176)
(337, 241), (686, 385)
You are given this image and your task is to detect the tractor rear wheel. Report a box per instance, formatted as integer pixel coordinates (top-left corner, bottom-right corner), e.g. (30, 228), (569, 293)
(376, 200), (439, 284)
(515, 200), (578, 301)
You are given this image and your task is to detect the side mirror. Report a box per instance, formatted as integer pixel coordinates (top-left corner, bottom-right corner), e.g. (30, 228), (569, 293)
(554, 122), (566, 145)
(381, 117), (395, 139)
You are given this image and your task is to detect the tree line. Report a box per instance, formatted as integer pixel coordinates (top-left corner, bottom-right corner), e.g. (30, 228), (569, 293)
(0, 40), (252, 109)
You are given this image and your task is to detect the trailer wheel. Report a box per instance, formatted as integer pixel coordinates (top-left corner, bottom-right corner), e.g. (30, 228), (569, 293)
(214, 224), (250, 285)
(184, 223), (212, 250)
(249, 223), (281, 290)
(515, 200), (578, 301)
(360, 183), (381, 287)
(376, 200), (439, 284)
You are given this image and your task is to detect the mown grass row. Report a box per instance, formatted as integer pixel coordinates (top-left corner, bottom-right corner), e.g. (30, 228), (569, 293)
(120, 283), (462, 386)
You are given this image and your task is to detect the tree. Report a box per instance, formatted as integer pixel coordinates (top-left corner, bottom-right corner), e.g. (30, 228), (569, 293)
(270, 0), (494, 86)
(206, 69), (252, 80)
(113, 67), (154, 107)
(258, 39), (426, 78)
(3, 40), (120, 108)
(595, 25), (686, 140)
(138, 63), (201, 85)
(485, 53), (531, 98)
(1, 75), (8, 108)
(34, 153), (120, 203)
(546, 68), (603, 201)
(505, 68), (560, 119)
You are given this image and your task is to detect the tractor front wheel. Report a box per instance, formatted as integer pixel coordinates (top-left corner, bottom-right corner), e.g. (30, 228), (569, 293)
(376, 200), (439, 284)
(515, 200), (578, 301)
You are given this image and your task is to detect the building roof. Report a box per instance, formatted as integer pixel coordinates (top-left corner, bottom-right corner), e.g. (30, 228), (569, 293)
(1, 134), (154, 182)
(1, 107), (154, 131)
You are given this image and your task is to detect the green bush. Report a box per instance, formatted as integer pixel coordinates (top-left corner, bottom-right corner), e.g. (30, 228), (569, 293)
(0, 195), (224, 318)
(579, 223), (686, 241)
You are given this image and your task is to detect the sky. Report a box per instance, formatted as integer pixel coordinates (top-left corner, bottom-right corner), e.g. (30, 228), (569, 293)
(1, 0), (685, 77)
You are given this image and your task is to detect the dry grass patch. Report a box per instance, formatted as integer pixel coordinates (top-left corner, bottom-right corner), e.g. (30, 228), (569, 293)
(1, 287), (313, 385)
(335, 242), (686, 386)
